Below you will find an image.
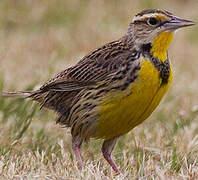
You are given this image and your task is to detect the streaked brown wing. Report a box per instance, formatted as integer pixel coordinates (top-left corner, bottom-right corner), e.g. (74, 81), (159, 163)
(40, 39), (134, 92)
(30, 38), (139, 125)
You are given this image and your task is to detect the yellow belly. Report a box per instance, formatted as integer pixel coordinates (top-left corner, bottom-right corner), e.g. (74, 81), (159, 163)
(97, 59), (173, 139)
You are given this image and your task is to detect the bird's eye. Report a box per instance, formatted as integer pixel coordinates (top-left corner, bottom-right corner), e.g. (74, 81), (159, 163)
(147, 17), (159, 26)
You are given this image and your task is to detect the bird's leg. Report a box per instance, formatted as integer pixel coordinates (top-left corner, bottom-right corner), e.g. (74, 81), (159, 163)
(72, 138), (83, 169)
(102, 137), (120, 174)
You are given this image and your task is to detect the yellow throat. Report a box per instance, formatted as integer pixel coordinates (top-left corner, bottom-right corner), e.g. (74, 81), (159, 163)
(151, 31), (174, 62)
(97, 31), (174, 140)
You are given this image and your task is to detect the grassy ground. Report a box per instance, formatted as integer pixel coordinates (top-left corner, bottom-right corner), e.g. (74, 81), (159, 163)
(0, 0), (198, 179)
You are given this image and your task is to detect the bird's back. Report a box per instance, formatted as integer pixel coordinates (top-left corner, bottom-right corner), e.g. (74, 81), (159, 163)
(29, 34), (173, 141)
(30, 37), (136, 127)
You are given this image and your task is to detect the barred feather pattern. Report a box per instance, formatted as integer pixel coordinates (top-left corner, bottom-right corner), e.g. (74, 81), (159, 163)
(28, 32), (171, 141)
(0, 33), (170, 141)
(30, 36), (140, 129)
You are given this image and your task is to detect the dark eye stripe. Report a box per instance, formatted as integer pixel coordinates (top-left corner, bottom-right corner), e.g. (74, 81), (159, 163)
(133, 18), (169, 28)
(132, 20), (147, 24)
(157, 20), (169, 27)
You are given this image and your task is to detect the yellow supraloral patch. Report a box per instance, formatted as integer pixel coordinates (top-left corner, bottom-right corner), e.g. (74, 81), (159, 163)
(154, 14), (171, 21)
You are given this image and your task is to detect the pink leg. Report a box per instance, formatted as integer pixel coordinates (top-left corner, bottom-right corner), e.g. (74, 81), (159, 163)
(72, 139), (83, 169)
(102, 137), (120, 174)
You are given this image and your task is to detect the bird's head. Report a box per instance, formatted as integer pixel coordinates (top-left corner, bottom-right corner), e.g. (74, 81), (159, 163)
(128, 9), (195, 61)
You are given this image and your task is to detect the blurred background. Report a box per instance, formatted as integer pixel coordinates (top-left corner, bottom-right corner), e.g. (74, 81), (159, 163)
(0, 0), (198, 178)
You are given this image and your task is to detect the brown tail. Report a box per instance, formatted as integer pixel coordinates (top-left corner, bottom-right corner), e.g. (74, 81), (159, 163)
(0, 91), (32, 98)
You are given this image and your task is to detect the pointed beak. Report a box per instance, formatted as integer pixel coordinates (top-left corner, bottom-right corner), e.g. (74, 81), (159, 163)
(164, 16), (195, 30)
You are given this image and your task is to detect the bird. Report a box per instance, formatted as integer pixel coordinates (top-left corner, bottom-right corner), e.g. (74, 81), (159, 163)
(0, 9), (195, 174)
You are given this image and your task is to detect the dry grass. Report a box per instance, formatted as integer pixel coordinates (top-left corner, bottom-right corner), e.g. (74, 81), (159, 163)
(0, 0), (198, 179)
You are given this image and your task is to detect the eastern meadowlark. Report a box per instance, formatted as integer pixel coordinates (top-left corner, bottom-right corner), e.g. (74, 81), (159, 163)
(0, 9), (195, 174)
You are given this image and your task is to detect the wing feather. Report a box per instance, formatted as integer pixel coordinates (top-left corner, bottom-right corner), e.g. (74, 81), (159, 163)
(30, 37), (139, 124)
(41, 39), (134, 92)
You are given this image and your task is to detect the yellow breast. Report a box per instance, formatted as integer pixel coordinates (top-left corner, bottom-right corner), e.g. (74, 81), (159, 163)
(97, 59), (172, 139)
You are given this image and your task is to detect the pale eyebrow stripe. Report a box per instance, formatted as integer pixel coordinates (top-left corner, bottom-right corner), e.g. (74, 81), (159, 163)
(133, 13), (170, 22)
